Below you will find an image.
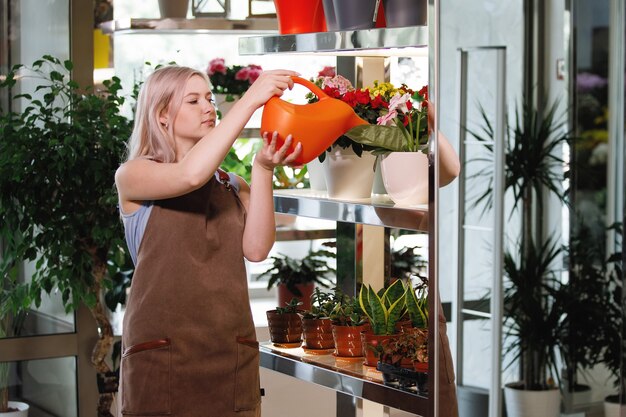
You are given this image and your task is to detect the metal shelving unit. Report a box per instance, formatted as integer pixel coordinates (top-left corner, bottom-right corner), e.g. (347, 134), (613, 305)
(239, 27), (431, 416)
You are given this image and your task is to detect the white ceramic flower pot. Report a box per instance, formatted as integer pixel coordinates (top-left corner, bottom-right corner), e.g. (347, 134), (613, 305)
(323, 147), (376, 200)
(0, 401), (29, 417)
(380, 152), (428, 206)
(503, 384), (560, 417)
(604, 399), (625, 417)
(306, 158), (327, 192)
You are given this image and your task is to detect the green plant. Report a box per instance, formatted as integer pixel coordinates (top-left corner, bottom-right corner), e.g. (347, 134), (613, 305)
(358, 280), (407, 335)
(390, 245), (428, 282)
(275, 298), (303, 314)
(206, 57), (262, 99)
(329, 289), (367, 326)
(300, 288), (336, 319)
(0, 55), (133, 415)
(405, 283), (428, 329)
(469, 96), (573, 393)
(345, 86), (430, 155)
(380, 328), (428, 366)
(503, 238), (563, 390)
(256, 246), (336, 297)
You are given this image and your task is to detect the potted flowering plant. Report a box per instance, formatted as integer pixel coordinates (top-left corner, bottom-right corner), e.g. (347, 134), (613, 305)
(206, 57), (262, 118)
(345, 84), (430, 155)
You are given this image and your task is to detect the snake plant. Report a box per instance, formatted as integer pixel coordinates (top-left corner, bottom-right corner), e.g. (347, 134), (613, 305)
(358, 280), (407, 335)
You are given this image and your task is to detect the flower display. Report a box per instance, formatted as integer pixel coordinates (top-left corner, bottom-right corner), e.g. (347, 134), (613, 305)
(206, 58), (263, 99)
(345, 84), (429, 154)
(307, 74), (429, 157)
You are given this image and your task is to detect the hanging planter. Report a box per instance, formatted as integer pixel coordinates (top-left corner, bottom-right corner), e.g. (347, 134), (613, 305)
(158, 0), (189, 18)
(273, 0), (326, 34)
(383, 0), (427, 28)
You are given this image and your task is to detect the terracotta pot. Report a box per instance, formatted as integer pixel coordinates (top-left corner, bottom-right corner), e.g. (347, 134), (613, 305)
(332, 323), (368, 357)
(413, 361), (428, 373)
(277, 282), (315, 311)
(301, 317), (335, 350)
(273, 0), (326, 34)
(360, 330), (396, 367)
(266, 310), (303, 345)
(380, 152), (429, 206)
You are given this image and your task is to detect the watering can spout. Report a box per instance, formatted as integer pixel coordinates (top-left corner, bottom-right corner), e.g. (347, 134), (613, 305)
(261, 76), (369, 165)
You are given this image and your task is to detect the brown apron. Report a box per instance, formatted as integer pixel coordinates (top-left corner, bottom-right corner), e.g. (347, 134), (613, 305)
(120, 174), (261, 417)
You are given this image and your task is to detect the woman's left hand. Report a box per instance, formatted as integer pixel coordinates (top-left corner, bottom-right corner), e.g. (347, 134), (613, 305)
(254, 131), (302, 170)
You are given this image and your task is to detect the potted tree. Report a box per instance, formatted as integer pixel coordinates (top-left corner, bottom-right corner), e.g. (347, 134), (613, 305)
(0, 56), (133, 416)
(256, 245), (336, 311)
(0, 275), (30, 416)
(467, 97), (572, 417)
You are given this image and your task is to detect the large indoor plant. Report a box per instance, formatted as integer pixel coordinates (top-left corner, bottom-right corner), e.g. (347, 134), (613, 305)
(468, 97), (572, 417)
(256, 245), (336, 311)
(0, 56), (133, 417)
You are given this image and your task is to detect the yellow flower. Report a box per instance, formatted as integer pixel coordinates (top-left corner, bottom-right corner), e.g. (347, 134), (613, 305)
(369, 80), (399, 100)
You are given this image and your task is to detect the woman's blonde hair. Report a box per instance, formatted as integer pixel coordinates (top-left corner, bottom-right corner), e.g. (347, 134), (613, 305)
(127, 65), (210, 163)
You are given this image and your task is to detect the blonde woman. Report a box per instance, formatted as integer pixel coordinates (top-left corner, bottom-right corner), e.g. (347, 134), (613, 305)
(115, 65), (301, 417)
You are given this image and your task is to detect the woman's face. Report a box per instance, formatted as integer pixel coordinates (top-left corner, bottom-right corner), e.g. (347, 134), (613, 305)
(171, 75), (216, 146)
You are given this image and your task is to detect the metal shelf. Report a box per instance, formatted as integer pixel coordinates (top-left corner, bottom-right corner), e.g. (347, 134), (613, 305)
(99, 17), (278, 35)
(239, 26), (428, 55)
(273, 189), (428, 232)
(260, 343), (428, 415)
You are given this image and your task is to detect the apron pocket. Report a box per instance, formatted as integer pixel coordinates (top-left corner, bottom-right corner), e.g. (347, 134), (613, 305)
(121, 338), (171, 415)
(234, 337), (261, 412)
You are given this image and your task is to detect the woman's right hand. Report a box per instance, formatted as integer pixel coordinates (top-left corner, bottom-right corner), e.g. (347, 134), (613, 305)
(242, 70), (299, 109)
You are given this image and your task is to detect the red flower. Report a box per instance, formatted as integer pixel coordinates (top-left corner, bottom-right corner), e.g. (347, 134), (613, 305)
(355, 89), (371, 105)
(207, 58), (227, 76)
(341, 91), (358, 107)
(418, 85), (428, 100)
(370, 94), (388, 109)
(318, 66), (336, 77)
(323, 85), (342, 99)
(235, 67), (250, 81)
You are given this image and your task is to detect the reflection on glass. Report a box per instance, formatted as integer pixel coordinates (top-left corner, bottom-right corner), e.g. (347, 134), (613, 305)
(1, 357), (77, 417)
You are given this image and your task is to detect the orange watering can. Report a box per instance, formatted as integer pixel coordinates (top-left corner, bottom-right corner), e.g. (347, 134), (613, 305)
(261, 76), (368, 165)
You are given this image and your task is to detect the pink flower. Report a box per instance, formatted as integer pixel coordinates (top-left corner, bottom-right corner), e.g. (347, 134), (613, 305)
(377, 109), (398, 126)
(207, 58), (226, 76)
(321, 75), (354, 95)
(235, 67), (250, 81)
(246, 65), (263, 84)
(388, 93), (411, 114)
(318, 66), (336, 77)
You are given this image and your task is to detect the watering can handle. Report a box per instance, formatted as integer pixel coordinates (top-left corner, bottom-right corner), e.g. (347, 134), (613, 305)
(291, 76), (329, 100)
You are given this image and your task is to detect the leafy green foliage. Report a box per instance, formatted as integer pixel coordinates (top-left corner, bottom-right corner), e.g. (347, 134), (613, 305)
(300, 287), (336, 319)
(275, 298), (302, 314)
(503, 238), (563, 390)
(466, 99), (571, 217)
(0, 55), (133, 317)
(329, 288), (367, 326)
(358, 280), (407, 335)
(256, 245), (336, 296)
